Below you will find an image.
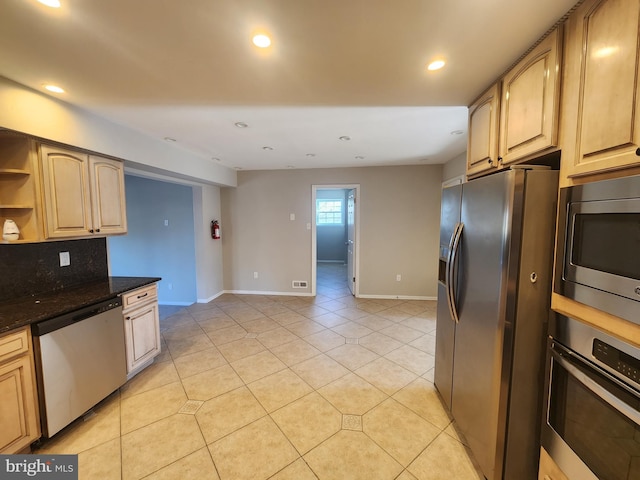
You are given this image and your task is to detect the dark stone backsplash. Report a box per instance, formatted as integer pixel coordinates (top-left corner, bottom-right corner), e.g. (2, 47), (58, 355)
(0, 238), (108, 302)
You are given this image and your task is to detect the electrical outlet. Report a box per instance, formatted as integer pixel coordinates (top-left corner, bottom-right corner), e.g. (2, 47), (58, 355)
(290, 213), (295, 221)
(396, 274), (401, 281)
(164, 219), (169, 226)
(254, 272), (259, 279)
(59, 251), (70, 267)
(168, 283), (173, 290)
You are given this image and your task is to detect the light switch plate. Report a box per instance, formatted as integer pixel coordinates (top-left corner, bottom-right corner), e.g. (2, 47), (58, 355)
(59, 251), (70, 267)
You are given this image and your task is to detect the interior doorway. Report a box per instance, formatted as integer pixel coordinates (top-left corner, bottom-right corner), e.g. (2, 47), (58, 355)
(311, 184), (360, 297)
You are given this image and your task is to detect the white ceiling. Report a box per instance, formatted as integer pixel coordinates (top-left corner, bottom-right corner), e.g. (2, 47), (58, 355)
(0, 0), (578, 172)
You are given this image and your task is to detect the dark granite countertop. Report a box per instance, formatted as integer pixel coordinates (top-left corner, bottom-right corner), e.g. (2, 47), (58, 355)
(0, 276), (161, 334)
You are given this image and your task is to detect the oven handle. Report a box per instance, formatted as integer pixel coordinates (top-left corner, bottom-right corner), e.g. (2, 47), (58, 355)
(551, 348), (640, 425)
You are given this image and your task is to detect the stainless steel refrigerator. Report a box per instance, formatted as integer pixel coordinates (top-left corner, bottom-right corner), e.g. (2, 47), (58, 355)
(435, 167), (558, 480)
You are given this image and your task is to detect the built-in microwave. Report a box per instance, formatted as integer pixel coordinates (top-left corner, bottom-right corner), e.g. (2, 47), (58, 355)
(555, 174), (640, 324)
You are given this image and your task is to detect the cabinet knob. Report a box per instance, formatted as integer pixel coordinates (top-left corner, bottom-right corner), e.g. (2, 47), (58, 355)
(95, 228), (100, 233)
(487, 159), (493, 165)
(89, 229), (94, 233)
(636, 147), (640, 156)
(498, 156), (503, 163)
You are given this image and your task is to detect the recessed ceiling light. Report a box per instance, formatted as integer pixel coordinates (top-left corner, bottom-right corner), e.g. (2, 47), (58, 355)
(234, 166), (243, 170)
(212, 157), (221, 162)
(38, 0), (61, 7)
(262, 146), (274, 151)
(339, 136), (351, 141)
(286, 165), (295, 169)
(43, 84), (64, 93)
(164, 137), (176, 142)
(450, 130), (464, 135)
(234, 122), (248, 128)
(427, 59), (446, 71)
(355, 155), (365, 160)
(305, 153), (316, 157)
(252, 34), (271, 48)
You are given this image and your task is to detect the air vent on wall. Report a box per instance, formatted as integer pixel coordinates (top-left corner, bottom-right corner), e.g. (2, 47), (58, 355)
(292, 281), (308, 288)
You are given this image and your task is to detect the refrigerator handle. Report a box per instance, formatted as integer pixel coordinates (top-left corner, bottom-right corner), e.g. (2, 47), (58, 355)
(446, 222), (463, 323)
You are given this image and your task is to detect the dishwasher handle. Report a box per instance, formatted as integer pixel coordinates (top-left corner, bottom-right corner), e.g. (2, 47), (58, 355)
(32, 297), (122, 336)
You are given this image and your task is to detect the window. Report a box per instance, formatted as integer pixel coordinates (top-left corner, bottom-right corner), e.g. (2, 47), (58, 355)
(316, 199), (343, 225)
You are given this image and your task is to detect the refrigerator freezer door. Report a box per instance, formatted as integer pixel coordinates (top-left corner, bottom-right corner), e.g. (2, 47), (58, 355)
(438, 184), (463, 259)
(436, 280), (456, 409)
(435, 184), (462, 410)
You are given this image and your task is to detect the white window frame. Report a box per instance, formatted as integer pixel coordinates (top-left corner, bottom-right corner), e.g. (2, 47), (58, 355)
(316, 198), (344, 225)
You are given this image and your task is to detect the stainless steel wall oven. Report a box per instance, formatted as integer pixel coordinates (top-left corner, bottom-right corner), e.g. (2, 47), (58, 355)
(555, 174), (640, 324)
(541, 314), (640, 480)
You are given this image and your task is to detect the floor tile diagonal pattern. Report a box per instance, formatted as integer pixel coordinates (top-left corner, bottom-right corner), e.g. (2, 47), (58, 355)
(34, 263), (485, 480)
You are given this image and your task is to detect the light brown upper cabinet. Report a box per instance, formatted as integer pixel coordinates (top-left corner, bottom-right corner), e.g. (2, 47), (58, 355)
(467, 27), (563, 179)
(40, 145), (127, 239)
(89, 156), (128, 235)
(560, 0), (640, 183)
(499, 27), (563, 166)
(0, 132), (43, 243)
(467, 83), (501, 178)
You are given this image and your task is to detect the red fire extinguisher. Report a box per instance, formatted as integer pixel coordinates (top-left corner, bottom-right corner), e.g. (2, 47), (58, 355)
(211, 220), (221, 239)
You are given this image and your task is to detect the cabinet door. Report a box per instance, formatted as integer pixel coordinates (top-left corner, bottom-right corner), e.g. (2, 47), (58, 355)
(0, 356), (40, 453)
(124, 302), (160, 374)
(40, 145), (92, 238)
(500, 28), (562, 165)
(467, 84), (500, 178)
(89, 156), (127, 235)
(561, 0), (640, 179)
(538, 447), (569, 480)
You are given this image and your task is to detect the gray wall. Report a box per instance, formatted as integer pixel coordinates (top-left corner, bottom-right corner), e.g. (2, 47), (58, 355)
(221, 165), (443, 298)
(442, 151), (466, 183)
(192, 183), (224, 302)
(316, 189), (348, 262)
(108, 175), (197, 305)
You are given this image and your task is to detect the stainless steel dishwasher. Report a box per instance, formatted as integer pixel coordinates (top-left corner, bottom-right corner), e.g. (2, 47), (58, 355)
(32, 297), (126, 438)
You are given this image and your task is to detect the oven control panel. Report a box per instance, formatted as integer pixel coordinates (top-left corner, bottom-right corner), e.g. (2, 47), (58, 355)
(593, 338), (640, 387)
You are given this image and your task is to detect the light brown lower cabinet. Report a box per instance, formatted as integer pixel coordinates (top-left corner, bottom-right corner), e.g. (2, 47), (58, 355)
(0, 327), (40, 453)
(538, 447), (570, 480)
(122, 284), (161, 379)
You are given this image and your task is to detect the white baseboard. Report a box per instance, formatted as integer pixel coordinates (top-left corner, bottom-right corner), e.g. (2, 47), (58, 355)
(214, 290), (434, 300)
(224, 289), (314, 297)
(197, 291), (226, 304)
(357, 294), (437, 301)
(167, 291), (435, 303)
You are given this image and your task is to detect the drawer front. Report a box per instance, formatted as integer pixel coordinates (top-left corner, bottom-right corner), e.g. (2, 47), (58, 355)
(0, 328), (29, 363)
(122, 284), (158, 311)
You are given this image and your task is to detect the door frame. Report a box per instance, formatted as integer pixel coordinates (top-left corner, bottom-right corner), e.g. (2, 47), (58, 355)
(311, 184), (361, 297)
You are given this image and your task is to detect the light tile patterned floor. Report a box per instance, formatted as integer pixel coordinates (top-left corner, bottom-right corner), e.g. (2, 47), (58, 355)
(34, 263), (484, 480)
